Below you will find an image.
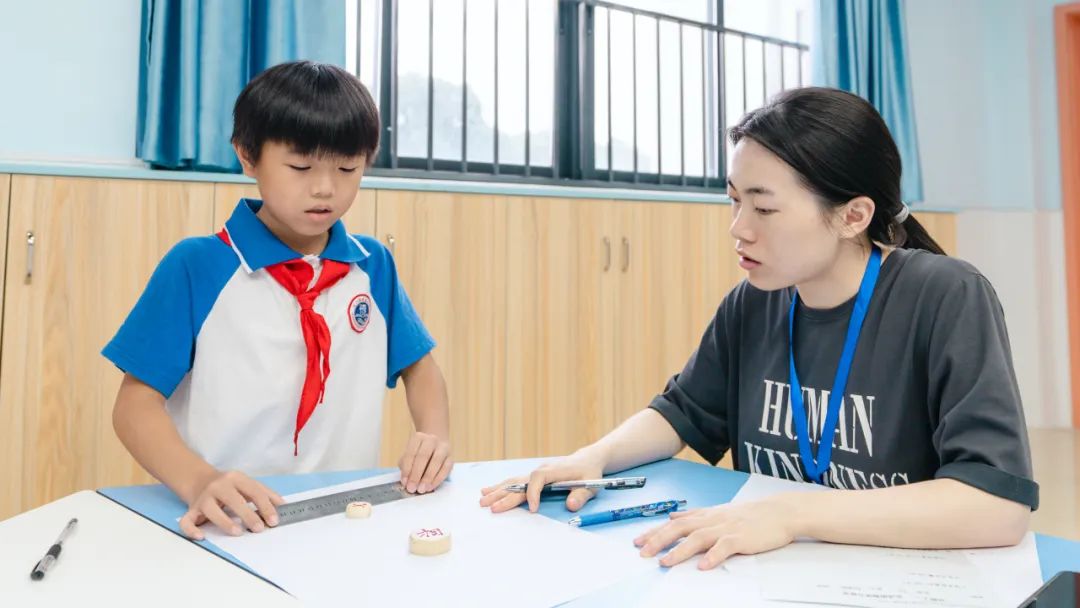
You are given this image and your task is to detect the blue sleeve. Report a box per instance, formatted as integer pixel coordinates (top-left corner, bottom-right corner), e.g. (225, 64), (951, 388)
(101, 237), (237, 398)
(357, 235), (436, 388)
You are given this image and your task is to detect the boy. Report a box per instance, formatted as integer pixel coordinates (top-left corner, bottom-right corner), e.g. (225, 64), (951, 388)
(104, 61), (452, 540)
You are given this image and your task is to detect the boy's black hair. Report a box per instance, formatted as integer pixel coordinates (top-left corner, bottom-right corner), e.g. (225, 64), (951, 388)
(232, 60), (380, 166)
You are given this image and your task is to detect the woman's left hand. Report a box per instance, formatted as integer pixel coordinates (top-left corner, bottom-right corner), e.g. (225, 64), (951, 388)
(634, 495), (801, 570)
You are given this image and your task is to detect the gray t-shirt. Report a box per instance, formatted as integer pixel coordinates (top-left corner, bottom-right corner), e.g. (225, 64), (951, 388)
(650, 248), (1039, 509)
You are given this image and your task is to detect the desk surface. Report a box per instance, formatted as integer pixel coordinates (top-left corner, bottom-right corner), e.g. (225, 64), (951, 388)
(0, 491), (301, 607)
(6, 459), (1080, 607)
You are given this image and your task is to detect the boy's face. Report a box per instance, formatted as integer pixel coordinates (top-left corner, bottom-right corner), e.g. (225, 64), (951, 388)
(234, 141), (366, 245)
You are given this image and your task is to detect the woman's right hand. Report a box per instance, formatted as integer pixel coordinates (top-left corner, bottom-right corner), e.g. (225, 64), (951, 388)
(479, 450), (607, 514)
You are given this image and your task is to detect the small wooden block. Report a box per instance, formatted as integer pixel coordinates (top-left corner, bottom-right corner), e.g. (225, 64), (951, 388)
(409, 527), (451, 556)
(345, 501), (372, 519)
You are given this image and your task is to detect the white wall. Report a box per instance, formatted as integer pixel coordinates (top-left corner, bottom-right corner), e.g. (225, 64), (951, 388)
(1030, 0), (1070, 214)
(0, 1), (142, 164)
(956, 211), (1073, 428)
(906, 0), (1074, 427)
(905, 0), (1066, 212)
(904, 0), (989, 209)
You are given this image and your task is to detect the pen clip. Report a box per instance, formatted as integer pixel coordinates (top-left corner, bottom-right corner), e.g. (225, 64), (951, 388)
(607, 476), (646, 490)
(641, 500), (684, 517)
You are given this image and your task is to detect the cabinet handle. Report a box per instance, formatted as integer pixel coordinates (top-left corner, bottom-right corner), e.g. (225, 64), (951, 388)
(386, 234), (396, 256)
(602, 237), (611, 272)
(621, 237), (630, 272)
(25, 231), (35, 281)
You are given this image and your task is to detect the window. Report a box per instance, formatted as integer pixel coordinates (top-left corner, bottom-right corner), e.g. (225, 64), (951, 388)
(721, 0), (814, 162)
(345, 0), (811, 189)
(347, 0), (557, 177)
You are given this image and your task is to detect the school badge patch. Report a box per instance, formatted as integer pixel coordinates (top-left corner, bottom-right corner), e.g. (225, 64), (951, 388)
(348, 294), (372, 333)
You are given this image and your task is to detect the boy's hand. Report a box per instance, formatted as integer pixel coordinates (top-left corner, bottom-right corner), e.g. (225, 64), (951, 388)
(179, 470), (285, 540)
(398, 432), (453, 494)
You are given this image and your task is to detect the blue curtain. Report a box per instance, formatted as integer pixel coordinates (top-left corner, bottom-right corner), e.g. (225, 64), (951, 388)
(813, 0), (924, 203)
(137, 0), (345, 172)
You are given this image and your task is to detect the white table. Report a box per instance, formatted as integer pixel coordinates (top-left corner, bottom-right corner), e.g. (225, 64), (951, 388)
(0, 491), (299, 607)
(5, 460), (1080, 607)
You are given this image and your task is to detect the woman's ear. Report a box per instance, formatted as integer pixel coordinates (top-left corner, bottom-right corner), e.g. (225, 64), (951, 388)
(838, 196), (876, 239)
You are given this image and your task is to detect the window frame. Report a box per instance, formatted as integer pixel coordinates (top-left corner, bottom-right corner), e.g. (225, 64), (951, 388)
(350, 0), (808, 192)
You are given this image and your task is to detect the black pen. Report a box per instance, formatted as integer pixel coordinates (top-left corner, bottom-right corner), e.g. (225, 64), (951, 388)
(30, 518), (77, 581)
(504, 476), (647, 495)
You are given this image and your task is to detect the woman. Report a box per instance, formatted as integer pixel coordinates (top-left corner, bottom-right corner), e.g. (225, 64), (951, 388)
(480, 87), (1037, 570)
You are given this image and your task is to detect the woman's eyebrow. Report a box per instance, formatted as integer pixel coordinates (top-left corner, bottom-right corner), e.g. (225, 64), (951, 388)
(727, 179), (774, 196)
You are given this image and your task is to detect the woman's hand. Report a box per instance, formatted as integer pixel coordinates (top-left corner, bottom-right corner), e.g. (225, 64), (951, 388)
(479, 450), (607, 513)
(634, 495), (800, 570)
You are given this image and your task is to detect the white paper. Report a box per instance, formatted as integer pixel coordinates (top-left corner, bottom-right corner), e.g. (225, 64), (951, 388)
(757, 541), (993, 607)
(730, 472), (833, 505)
(206, 473), (653, 608)
(961, 533), (1043, 608)
(638, 474), (1043, 608)
(637, 563), (760, 607)
(640, 539), (1042, 608)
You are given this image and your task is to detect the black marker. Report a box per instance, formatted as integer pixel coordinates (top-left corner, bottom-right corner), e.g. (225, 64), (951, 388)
(503, 476), (647, 495)
(30, 518), (77, 581)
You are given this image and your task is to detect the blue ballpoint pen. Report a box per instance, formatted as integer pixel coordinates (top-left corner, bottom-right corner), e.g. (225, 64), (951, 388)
(567, 499), (687, 527)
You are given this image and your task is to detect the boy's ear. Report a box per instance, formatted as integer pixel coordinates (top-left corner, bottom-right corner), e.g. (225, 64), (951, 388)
(233, 143), (257, 178)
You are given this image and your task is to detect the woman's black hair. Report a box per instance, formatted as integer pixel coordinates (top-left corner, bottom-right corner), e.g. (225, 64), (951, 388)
(729, 87), (945, 255)
(232, 60), (380, 166)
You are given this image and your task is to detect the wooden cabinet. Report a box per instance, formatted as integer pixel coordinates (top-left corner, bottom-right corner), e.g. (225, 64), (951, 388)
(0, 175), (9, 328)
(505, 198), (619, 458)
(0, 174), (956, 517)
(614, 201), (733, 424)
(913, 212), (957, 256)
(505, 198), (735, 463)
(0, 176), (215, 520)
(615, 201), (735, 466)
(375, 190), (507, 465)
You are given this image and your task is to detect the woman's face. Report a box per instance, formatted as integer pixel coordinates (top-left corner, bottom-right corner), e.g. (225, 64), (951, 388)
(727, 137), (850, 292)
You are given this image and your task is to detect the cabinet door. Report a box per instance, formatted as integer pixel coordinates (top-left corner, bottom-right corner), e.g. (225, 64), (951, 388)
(211, 183), (376, 234)
(0, 174), (9, 325)
(505, 197), (619, 459)
(375, 190), (507, 465)
(612, 201), (729, 422)
(0, 176), (214, 519)
(912, 212), (957, 256)
(612, 201), (735, 466)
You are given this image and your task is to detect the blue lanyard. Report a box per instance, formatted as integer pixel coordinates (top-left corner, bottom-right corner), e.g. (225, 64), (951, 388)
(787, 247), (881, 483)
